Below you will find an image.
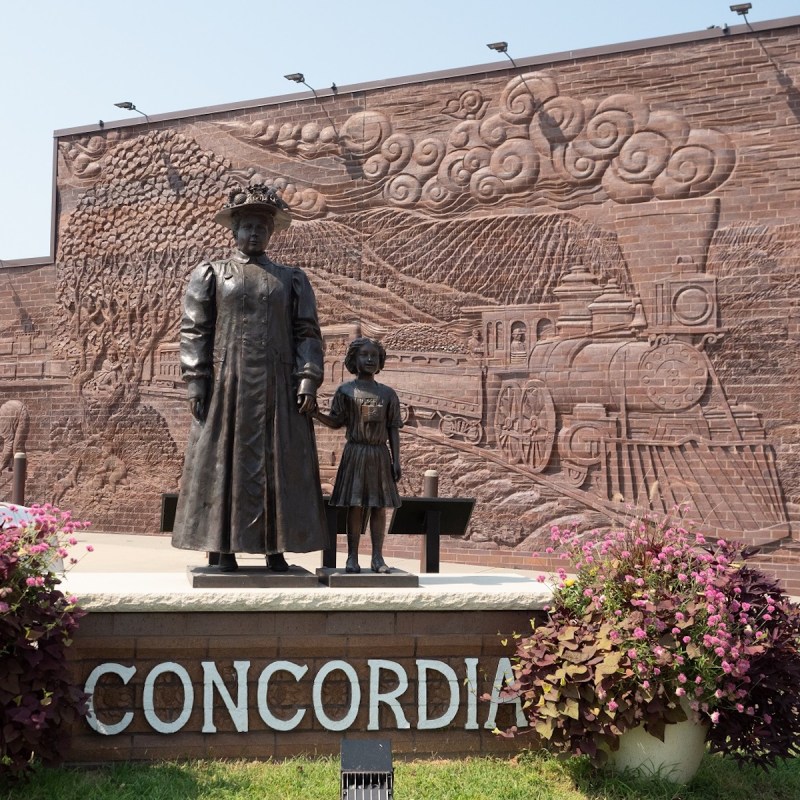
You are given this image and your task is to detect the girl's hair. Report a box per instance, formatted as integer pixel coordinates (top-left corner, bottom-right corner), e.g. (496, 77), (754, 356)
(344, 337), (386, 375)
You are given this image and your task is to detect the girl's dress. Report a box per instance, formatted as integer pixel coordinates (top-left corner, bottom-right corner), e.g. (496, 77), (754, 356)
(329, 379), (402, 508)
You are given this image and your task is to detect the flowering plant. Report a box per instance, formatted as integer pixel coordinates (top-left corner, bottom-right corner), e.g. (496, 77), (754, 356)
(498, 505), (800, 769)
(0, 504), (91, 782)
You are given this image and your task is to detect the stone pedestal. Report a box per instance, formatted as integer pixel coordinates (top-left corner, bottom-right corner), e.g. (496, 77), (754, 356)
(187, 565), (318, 588)
(316, 566), (418, 588)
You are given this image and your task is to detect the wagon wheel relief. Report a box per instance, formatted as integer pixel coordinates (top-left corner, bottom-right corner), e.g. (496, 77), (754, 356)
(495, 381), (523, 463)
(439, 414), (483, 444)
(495, 380), (555, 471)
(520, 381), (556, 472)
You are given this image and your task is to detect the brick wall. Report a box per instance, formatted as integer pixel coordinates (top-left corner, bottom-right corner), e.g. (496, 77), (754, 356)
(2, 18), (800, 577)
(66, 608), (543, 761)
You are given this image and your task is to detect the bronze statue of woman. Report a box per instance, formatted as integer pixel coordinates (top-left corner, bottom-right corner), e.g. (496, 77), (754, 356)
(172, 185), (328, 571)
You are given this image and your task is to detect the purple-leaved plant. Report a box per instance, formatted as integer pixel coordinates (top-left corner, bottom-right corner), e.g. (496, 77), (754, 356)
(0, 505), (91, 783)
(497, 505), (800, 769)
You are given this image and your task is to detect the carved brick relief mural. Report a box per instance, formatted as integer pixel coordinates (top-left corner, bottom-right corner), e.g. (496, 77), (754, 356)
(16, 25), (798, 558)
(221, 72), (735, 214)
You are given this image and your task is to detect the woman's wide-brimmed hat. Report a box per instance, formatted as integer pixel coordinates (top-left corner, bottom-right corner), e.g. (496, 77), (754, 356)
(214, 184), (292, 232)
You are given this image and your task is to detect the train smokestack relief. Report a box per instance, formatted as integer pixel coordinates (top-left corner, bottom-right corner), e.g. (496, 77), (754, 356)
(614, 197), (721, 338)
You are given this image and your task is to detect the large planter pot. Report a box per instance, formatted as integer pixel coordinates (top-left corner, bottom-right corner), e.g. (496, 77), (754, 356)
(607, 713), (708, 784)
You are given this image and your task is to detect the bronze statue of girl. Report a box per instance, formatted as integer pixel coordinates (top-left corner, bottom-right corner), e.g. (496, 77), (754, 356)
(315, 337), (402, 573)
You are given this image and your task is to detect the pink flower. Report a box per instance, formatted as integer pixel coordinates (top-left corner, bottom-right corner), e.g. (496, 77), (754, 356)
(607, 700), (618, 712)
(633, 627), (647, 640)
(678, 673), (687, 684)
(675, 687), (686, 697)
(710, 711), (720, 723)
(86, 544), (94, 552)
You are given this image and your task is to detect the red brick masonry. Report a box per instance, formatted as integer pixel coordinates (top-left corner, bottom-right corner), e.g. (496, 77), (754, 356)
(66, 607), (545, 762)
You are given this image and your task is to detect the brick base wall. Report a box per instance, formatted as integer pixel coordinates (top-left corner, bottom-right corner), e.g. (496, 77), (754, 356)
(66, 608), (544, 762)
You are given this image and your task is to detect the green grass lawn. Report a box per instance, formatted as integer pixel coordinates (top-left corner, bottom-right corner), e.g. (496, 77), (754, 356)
(4, 753), (800, 800)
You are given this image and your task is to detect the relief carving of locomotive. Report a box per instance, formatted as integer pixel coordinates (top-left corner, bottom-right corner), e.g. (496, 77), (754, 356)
(148, 199), (789, 544)
(318, 200), (790, 543)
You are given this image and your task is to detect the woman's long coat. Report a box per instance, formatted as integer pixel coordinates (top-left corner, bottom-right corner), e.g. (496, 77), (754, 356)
(171, 252), (328, 555)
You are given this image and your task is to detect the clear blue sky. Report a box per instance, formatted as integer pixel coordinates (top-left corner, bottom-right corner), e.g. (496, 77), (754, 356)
(0, 0), (796, 261)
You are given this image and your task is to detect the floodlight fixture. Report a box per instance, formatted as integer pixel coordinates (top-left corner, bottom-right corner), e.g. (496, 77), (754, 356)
(486, 40), (520, 71)
(284, 71), (323, 100)
(283, 72), (340, 136)
(114, 101), (150, 123)
(729, 1), (782, 72)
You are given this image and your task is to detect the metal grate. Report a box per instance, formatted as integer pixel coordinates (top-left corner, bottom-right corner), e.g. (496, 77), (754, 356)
(341, 770), (394, 800)
(340, 739), (393, 800)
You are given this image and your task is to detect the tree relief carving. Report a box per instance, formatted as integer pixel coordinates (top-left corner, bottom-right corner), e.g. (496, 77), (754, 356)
(51, 129), (252, 520)
(58, 132), (127, 183)
(220, 71), (735, 214)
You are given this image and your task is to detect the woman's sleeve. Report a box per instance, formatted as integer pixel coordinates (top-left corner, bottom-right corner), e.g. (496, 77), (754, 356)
(180, 262), (216, 400)
(291, 268), (324, 395)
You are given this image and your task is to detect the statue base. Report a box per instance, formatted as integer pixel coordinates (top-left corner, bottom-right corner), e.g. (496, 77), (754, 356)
(316, 566), (419, 588)
(187, 565), (318, 588)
